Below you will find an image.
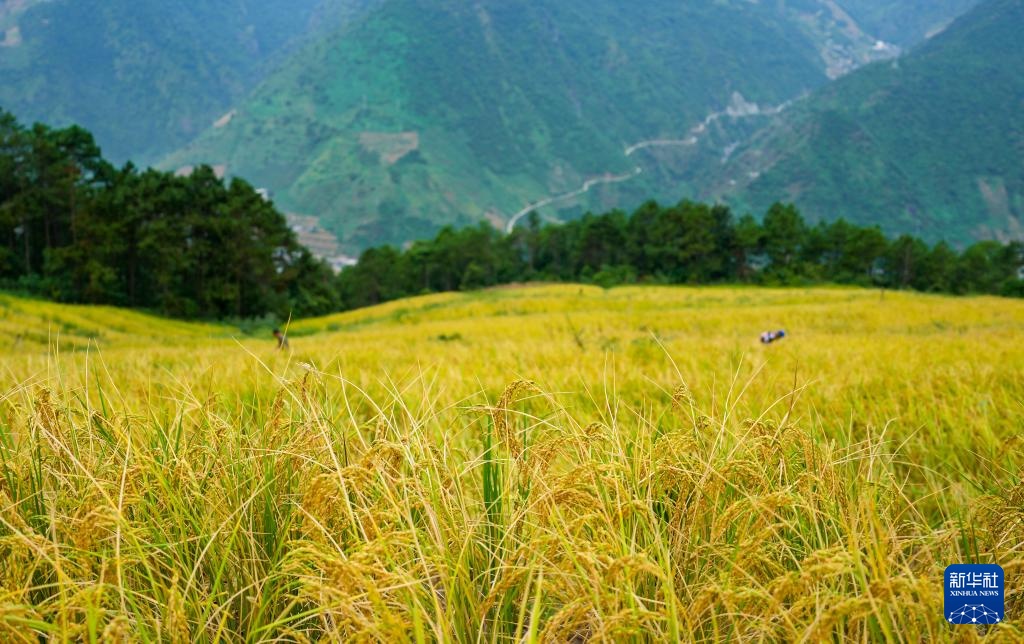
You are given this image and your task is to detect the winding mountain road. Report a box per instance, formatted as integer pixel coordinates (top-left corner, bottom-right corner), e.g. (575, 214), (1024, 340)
(504, 95), (795, 232)
(625, 137), (699, 156)
(505, 168), (643, 233)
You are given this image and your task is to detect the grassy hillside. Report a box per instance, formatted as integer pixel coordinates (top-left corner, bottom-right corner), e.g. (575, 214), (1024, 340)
(703, 0), (1024, 243)
(165, 0), (914, 250)
(0, 0), (330, 162)
(1, 285), (1022, 638)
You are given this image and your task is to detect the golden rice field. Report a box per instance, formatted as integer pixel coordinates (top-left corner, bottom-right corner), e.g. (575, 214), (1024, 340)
(1, 285), (1022, 642)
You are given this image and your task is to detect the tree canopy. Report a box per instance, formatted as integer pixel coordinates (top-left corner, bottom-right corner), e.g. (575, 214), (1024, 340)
(337, 200), (1024, 310)
(0, 110), (338, 319)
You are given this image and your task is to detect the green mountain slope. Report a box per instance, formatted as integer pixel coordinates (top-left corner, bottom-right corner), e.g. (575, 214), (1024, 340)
(1, 0), (983, 247)
(0, 0), (336, 162)
(703, 0), (1024, 243)
(165, 0), (926, 250)
(838, 0), (981, 44)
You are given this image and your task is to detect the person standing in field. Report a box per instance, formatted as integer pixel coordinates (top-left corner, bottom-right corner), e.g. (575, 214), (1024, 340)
(273, 328), (290, 350)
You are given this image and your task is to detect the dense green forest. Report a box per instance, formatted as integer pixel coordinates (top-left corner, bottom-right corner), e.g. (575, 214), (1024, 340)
(338, 202), (1024, 310)
(0, 110), (339, 319)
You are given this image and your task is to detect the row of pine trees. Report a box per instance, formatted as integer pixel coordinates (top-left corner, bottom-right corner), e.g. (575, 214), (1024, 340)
(3, 110), (1022, 319)
(338, 204), (1024, 310)
(0, 111), (339, 319)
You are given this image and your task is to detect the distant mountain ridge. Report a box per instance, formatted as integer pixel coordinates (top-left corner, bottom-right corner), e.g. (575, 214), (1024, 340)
(0, 0), (344, 162)
(0, 0), (987, 248)
(166, 0), (961, 250)
(837, 0), (981, 44)
(700, 0), (1024, 243)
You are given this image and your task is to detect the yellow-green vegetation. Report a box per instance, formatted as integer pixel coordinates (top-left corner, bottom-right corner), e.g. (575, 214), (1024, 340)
(0, 293), (229, 352)
(1, 285), (1022, 641)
